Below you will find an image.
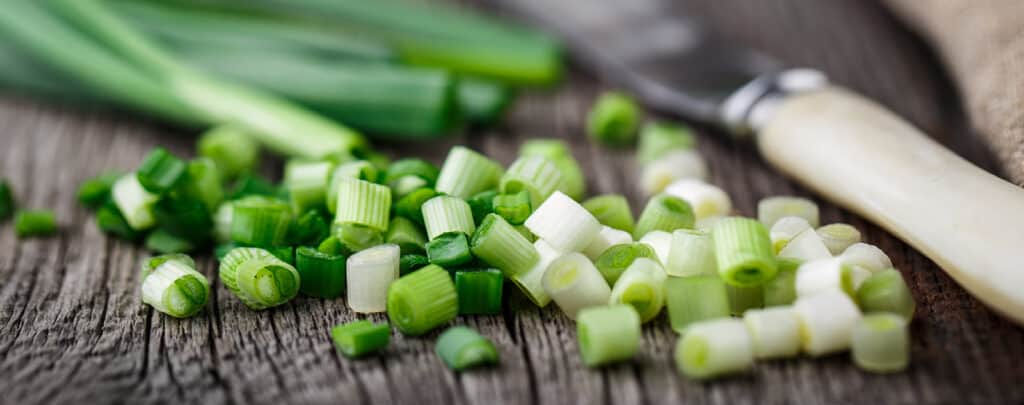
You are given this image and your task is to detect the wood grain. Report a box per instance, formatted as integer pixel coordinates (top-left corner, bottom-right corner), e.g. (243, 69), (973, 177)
(1, 0), (1022, 404)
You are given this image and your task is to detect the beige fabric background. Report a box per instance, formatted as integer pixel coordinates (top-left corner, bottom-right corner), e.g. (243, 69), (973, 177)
(884, 0), (1024, 184)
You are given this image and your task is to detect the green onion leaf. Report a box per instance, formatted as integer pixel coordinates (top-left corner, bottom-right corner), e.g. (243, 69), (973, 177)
(14, 210), (57, 238)
(851, 313), (910, 373)
(0, 180), (14, 220)
(332, 320), (390, 358)
(145, 228), (196, 254)
(711, 217), (777, 287)
(435, 326), (499, 370)
(470, 213), (539, 277)
(219, 247), (300, 310)
(581, 194), (635, 233)
(77, 171), (121, 210)
(295, 246), (346, 299)
(284, 160), (334, 214)
(576, 304), (641, 367)
(467, 189), (498, 225)
(675, 318), (754, 380)
(426, 232), (474, 268)
(586, 91), (639, 146)
(435, 146), (503, 199)
(387, 264), (458, 335)
(633, 194), (695, 238)
(287, 209), (331, 247)
(347, 244), (400, 313)
(456, 269), (504, 315)
(96, 201), (142, 240)
(229, 174), (280, 200)
(665, 275), (730, 334)
(182, 158), (225, 212)
(317, 236), (346, 256)
(136, 147), (189, 194)
(152, 195), (214, 242)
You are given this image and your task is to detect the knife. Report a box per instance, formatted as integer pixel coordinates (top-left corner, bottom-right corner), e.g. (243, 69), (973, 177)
(490, 0), (1024, 324)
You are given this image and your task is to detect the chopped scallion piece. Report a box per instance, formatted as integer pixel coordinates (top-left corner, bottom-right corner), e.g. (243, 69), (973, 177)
(637, 230), (672, 266)
(183, 158), (224, 212)
(295, 246), (346, 299)
(145, 229), (196, 253)
(726, 284), (764, 316)
(422, 195), (476, 240)
(817, 223), (862, 255)
(609, 258), (667, 323)
(385, 217), (427, 254)
(435, 146), (503, 199)
(519, 139), (585, 200)
(333, 222), (384, 253)
(595, 243), (659, 285)
(582, 226), (633, 261)
(510, 240), (560, 307)
(711, 217), (777, 287)
(524, 191), (601, 253)
(0, 180), (13, 219)
(112, 174), (159, 230)
(456, 269), (504, 315)
(284, 160), (334, 214)
(576, 304), (641, 367)
(384, 158), (440, 187)
(665, 275), (730, 334)
(856, 269), (916, 319)
(197, 125), (259, 180)
(426, 232), (474, 268)
(794, 290), (863, 356)
(390, 176), (428, 199)
(387, 264), (458, 335)
(219, 247), (301, 310)
(492, 190), (532, 225)
(542, 252), (611, 319)
(14, 210), (57, 238)
(743, 307), (801, 359)
(851, 313), (910, 373)
(333, 178), (391, 232)
(675, 318), (754, 380)
(769, 216), (813, 253)
(581, 194), (634, 234)
(77, 171), (121, 210)
(640, 150), (708, 195)
(96, 202), (142, 240)
(400, 254), (431, 276)
(467, 189), (498, 224)
(470, 213), (539, 277)
(318, 236), (346, 255)
(152, 196), (213, 241)
(394, 187), (438, 226)
(663, 179), (732, 220)
(141, 256), (209, 318)
(326, 160), (379, 214)
(795, 258), (857, 299)
(633, 194), (695, 238)
(267, 246), (296, 265)
(763, 258), (801, 307)
(229, 174), (279, 200)
(666, 229), (716, 277)
(839, 243), (893, 273)
(287, 210), (330, 247)
(136, 147), (188, 194)
(332, 320), (390, 358)
(347, 244), (400, 313)
(778, 228), (832, 262)
(500, 155), (563, 207)
(757, 196), (820, 228)
(230, 196), (292, 247)
(140, 253), (195, 280)
(637, 122), (695, 165)
(435, 326), (499, 370)
(586, 91), (639, 146)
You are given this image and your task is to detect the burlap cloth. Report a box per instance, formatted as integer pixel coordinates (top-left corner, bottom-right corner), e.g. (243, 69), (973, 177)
(882, 0), (1024, 184)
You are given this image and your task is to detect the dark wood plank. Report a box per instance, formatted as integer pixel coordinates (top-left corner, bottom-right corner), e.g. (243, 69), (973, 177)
(1, 0), (1023, 404)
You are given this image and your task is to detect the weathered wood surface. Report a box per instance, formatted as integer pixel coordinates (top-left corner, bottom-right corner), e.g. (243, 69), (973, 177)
(1, 0), (1023, 404)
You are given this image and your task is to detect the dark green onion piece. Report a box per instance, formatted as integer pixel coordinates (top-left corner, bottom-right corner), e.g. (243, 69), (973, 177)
(295, 246), (346, 298)
(492, 190), (531, 225)
(77, 171), (121, 210)
(317, 235), (347, 255)
(633, 194), (695, 238)
(594, 243), (659, 285)
(426, 232), (474, 268)
(711, 217), (777, 287)
(386, 216), (427, 254)
(145, 228), (196, 254)
(331, 320), (391, 358)
(136, 147), (189, 194)
(14, 210), (56, 238)
(582, 194), (635, 233)
(467, 189), (498, 224)
(215, 243), (236, 261)
(665, 275), (730, 333)
(435, 326), (499, 370)
(197, 125), (259, 180)
(229, 174), (280, 200)
(152, 196), (213, 241)
(0, 180), (13, 220)
(230, 197), (292, 247)
(586, 92), (640, 146)
(387, 264), (458, 336)
(183, 158), (225, 212)
(393, 187), (438, 226)
(266, 245), (296, 265)
(288, 209), (331, 247)
(332, 222), (384, 253)
(385, 158), (440, 187)
(400, 254), (431, 276)
(96, 202), (141, 240)
(763, 258), (801, 307)
(390, 176), (428, 199)
(456, 269), (504, 315)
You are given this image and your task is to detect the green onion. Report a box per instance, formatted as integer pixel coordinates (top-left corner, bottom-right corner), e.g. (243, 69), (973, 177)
(711, 217), (777, 287)
(609, 258), (667, 323)
(839, 243), (893, 273)
(763, 258), (801, 307)
(581, 226), (633, 261)
(140, 253), (195, 280)
(346, 244), (400, 313)
(333, 178), (391, 232)
(633, 194), (695, 238)
(665, 275), (731, 334)
(795, 258), (857, 299)
(640, 150), (708, 195)
(112, 174), (159, 230)
(675, 318), (754, 380)
(435, 326), (499, 370)
(229, 174), (280, 200)
(500, 156), (563, 207)
(140, 255), (209, 318)
(456, 269), (504, 315)
(851, 313), (910, 373)
(183, 158), (224, 212)
(284, 160), (334, 214)
(14, 210), (57, 238)
(576, 304), (641, 367)
(422, 195), (476, 240)
(77, 171), (121, 210)
(145, 229), (196, 254)
(326, 161), (379, 214)
(637, 230), (673, 266)
(295, 246), (346, 299)
(267, 245), (296, 265)
(817, 223), (861, 255)
(96, 202), (142, 240)
(435, 146), (503, 199)
(695, 215), (724, 233)
(219, 247), (301, 310)
(318, 235), (345, 255)
(394, 187), (438, 226)
(426, 232), (474, 268)
(514, 225), (536, 242)
(230, 196), (292, 247)
(794, 290), (863, 356)
(856, 269), (916, 319)
(581, 194), (635, 233)
(757, 196), (820, 228)
(586, 91), (639, 146)
(743, 307), (801, 359)
(399, 253), (430, 276)
(390, 176), (428, 199)
(726, 284), (764, 316)
(510, 240), (560, 307)
(387, 264), (458, 335)
(332, 320), (390, 358)
(385, 216), (426, 254)
(637, 122), (695, 165)
(778, 228), (832, 262)
(458, 77), (513, 124)
(0, 180), (14, 220)
(152, 196), (213, 242)
(519, 139), (585, 200)
(197, 125), (259, 180)
(663, 179), (732, 220)
(212, 202), (234, 243)
(287, 209), (330, 247)
(467, 189), (498, 225)
(542, 252), (611, 319)
(385, 158), (440, 188)
(333, 223), (384, 253)
(524, 191), (601, 253)
(136, 147), (188, 195)
(492, 190), (532, 225)
(595, 243), (659, 285)
(666, 229), (716, 277)
(769, 216), (813, 253)
(470, 213), (539, 277)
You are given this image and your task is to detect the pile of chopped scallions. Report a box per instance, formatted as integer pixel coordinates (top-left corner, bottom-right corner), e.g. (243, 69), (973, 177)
(76, 104), (914, 378)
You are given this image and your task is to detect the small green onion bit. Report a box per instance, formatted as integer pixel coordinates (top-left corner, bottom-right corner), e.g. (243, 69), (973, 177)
(422, 195), (476, 240)
(295, 246), (347, 299)
(387, 264), (458, 336)
(470, 214), (540, 277)
(637, 122), (695, 165)
(665, 275), (730, 333)
(595, 243), (658, 285)
(333, 222), (384, 253)
(500, 155), (563, 207)
(456, 269), (504, 315)
(586, 91), (640, 146)
(136, 147), (189, 194)
(332, 320), (391, 358)
(287, 210), (331, 247)
(675, 318), (755, 380)
(426, 232), (474, 268)
(0, 179), (13, 220)
(385, 158), (440, 188)
(326, 160), (379, 214)
(763, 258), (801, 307)
(633, 194), (695, 239)
(399, 254), (431, 276)
(197, 125), (259, 181)
(284, 160), (334, 214)
(230, 196), (292, 248)
(140, 254), (209, 318)
(219, 247), (301, 310)
(394, 187), (439, 226)
(435, 146), (504, 200)
(609, 258), (667, 323)
(152, 195), (214, 241)
(582, 194), (635, 233)
(145, 229), (196, 254)
(576, 305), (641, 367)
(77, 171), (121, 210)
(96, 202), (142, 241)
(711, 217), (777, 287)
(229, 174), (280, 200)
(851, 313), (910, 373)
(333, 178), (392, 232)
(140, 253), (195, 281)
(726, 284), (764, 316)
(467, 189), (499, 225)
(385, 216), (427, 254)
(492, 190), (532, 225)
(14, 210), (57, 238)
(436, 326), (500, 371)
(519, 139), (585, 200)
(856, 269), (916, 319)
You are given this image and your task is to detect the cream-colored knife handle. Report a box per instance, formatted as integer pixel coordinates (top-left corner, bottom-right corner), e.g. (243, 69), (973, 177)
(757, 86), (1024, 324)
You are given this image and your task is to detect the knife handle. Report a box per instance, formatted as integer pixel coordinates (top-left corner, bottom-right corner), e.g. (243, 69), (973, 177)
(757, 86), (1024, 324)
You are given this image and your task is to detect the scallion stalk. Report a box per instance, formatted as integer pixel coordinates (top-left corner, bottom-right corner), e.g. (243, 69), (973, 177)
(757, 196), (820, 228)
(637, 122), (695, 165)
(542, 253), (612, 319)
(581, 226), (634, 261)
(455, 269), (504, 315)
(333, 178), (391, 232)
(346, 244), (400, 313)
(524, 191), (601, 253)
(640, 150), (708, 196)
(576, 304), (641, 367)
(817, 223), (862, 255)
(435, 326), (499, 370)
(594, 243), (659, 285)
(219, 247), (301, 310)
(387, 264), (458, 335)
(500, 155), (563, 207)
(141, 255), (209, 318)
(793, 290), (863, 356)
(384, 216), (426, 255)
(332, 320), (390, 358)
(197, 125), (259, 180)
(422, 195), (476, 240)
(14, 210), (57, 238)
(295, 246), (346, 299)
(434, 146), (503, 199)
(633, 194), (695, 238)
(581, 194), (635, 234)
(470, 213), (539, 277)
(711, 217), (777, 287)
(665, 275), (731, 334)
(675, 318), (754, 380)
(326, 161), (379, 214)
(665, 229), (716, 277)
(856, 269), (916, 319)
(851, 313), (910, 373)
(608, 258), (667, 323)
(663, 179), (732, 220)
(769, 216), (813, 253)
